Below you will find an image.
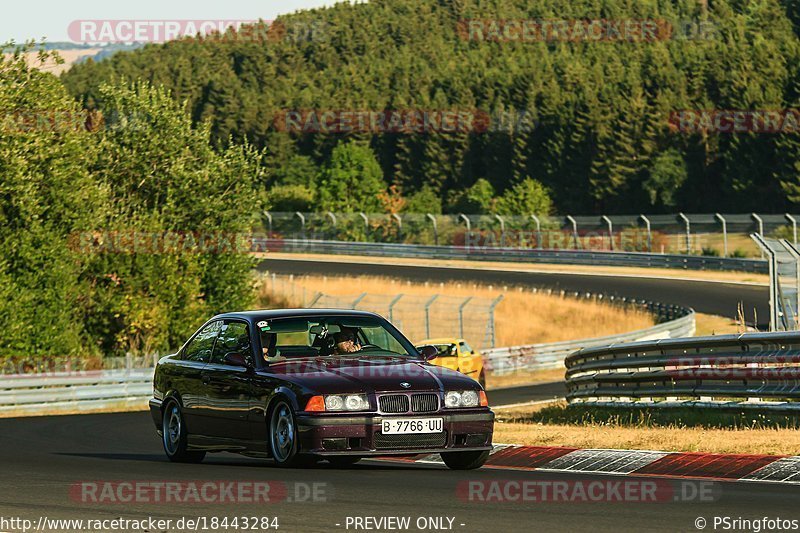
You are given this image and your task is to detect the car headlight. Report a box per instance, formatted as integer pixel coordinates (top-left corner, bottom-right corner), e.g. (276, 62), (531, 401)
(444, 391), (462, 408)
(445, 390), (484, 408)
(323, 394), (369, 411)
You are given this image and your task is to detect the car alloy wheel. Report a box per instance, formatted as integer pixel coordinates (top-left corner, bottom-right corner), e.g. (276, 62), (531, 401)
(161, 400), (205, 463)
(270, 400), (300, 466)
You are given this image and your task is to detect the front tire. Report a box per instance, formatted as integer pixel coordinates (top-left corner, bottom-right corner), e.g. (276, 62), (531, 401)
(269, 400), (303, 467)
(162, 400), (205, 463)
(441, 450), (490, 470)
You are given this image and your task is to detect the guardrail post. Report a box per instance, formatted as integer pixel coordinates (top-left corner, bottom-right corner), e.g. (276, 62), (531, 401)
(494, 215), (505, 247)
(714, 213), (728, 257)
(566, 215), (579, 250)
(531, 214), (542, 249)
(458, 297), (473, 338)
(678, 213), (691, 254)
(424, 295), (439, 338)
(426, 214), (438, 245)
(488, 295), (504, 348)
(601, 215), (614, 251)
(263, 211), (273, 237)
(786, 214), (797, 245)
(639, 214), (652, 252)
(753, 213), (765, 259)
(388, 294), (404, 322)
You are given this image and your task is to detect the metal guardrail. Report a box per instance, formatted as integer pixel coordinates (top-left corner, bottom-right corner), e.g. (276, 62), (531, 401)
(565, 331), (800, 410)
(259, 238), (768, 273)
(484, 306), (696, 375)
(0, 369), (153, 415)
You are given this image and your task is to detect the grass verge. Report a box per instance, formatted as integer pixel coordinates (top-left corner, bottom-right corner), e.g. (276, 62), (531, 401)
(493, 402), (800, 455)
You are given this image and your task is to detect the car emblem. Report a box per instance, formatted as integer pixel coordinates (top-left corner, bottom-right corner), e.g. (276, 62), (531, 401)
(400, 382), (411, 389)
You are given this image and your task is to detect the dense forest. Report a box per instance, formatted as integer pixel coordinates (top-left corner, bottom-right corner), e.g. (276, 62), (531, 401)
(62, 0), (800, 214)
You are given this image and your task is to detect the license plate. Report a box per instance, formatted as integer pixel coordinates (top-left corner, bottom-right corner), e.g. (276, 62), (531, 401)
(381, 417), (443, 435)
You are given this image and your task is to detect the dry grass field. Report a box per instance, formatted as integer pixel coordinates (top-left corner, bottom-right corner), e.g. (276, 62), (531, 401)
(7, 49), (103, 75)
(257, 274), (655, 348)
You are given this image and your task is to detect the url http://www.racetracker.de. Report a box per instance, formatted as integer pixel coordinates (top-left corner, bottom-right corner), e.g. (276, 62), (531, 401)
(0, 515), (280, 532)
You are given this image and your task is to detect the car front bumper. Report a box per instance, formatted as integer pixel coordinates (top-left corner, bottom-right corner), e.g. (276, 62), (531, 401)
(296, 410), (494, 456)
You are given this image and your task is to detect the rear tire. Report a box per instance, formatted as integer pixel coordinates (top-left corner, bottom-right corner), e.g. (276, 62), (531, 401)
(326, 456), (361, 467)
(162, 400), (206, 463)
(441, 450), (490, 470)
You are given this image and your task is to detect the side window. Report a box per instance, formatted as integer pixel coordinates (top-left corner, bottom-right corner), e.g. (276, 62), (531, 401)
(211, 321), (253, 365)
(459, 341), (473, 355)
(184, 321), (222, 363)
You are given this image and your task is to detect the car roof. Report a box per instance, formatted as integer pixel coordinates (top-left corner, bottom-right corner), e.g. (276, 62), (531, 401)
(418, 338), (463, 344)
(211, 308), (384, 323)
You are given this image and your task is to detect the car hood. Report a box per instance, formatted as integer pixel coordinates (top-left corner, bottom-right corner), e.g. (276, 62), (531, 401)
(261, 355), (479, 394)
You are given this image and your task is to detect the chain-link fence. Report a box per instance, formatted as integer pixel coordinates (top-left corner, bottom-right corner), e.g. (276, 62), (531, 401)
(262, 274), (503, 348)
(258, 211), (800, 258)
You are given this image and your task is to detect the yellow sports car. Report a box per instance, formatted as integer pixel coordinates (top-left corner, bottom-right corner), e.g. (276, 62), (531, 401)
(415, 338), (486, 388)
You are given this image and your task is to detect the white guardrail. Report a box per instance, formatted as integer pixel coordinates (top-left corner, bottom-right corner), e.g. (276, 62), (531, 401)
(0, 369), (154, 415)
(0, 310), (695, 414)
(482, 311), (696, 375)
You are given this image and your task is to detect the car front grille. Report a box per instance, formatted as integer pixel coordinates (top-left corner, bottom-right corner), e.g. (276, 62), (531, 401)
(379, 393), (440, 413)
(374, 432), (447, 450)
(410, 393), (439, 413)
(379, 394), (410, 413)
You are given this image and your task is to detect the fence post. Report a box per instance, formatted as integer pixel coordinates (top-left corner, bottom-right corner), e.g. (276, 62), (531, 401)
(308, 292), (323, 307)
(294, 212), (306, 237)
(786, 214), (797, 245)
(639, 214), (652, 252)
(752, 213), (765, 259)
(780, 239), (800, 330)
(494, 215), (505, 247)
(601, 215), (614, 251)
(359, 212), (369, 230)
(426, 214), (438, 245)
(488, 295), (504, 348)
(566, 215), (579, 250)
(392, 213), (402, 240)
(326, 211), (337, 227)
(388, 294), (404, 322)
(531, 214), (542, 249)
(458, 297), (473, 338)
(678, 213), (691, 254)
(424, 295), (439, 338)
(714, 213), (728, 257)
(351, 293), (368, 310)
(263, 211), (273, 237)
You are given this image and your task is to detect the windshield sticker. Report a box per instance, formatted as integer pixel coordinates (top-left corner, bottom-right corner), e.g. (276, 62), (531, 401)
(257, 320), (270, 330)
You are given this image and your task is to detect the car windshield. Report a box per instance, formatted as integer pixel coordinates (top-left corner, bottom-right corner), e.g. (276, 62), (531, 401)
(258, 315), (416, 360)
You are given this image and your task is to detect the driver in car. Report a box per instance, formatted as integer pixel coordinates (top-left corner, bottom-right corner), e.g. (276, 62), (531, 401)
(333, 328), (362, 354)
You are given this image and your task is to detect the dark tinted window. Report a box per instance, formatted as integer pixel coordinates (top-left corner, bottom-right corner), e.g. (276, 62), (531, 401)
(211, 321), (252, 365)
(183, 321), (221, 363)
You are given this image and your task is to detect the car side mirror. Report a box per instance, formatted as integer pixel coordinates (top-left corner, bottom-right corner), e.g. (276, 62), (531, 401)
(225, 352), (251, 368)
(417, 345), (439, 361)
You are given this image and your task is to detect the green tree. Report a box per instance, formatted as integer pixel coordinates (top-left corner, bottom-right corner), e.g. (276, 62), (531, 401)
(448, 178), (495, 214)
(494, 178), (553, 216)
(643, 149), (688, 208)
(317, 141), (385, 212)
(404, 185), (442, 214)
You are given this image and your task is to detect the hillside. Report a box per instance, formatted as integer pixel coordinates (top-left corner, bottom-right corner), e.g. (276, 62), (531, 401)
(61, 0), (800, 214)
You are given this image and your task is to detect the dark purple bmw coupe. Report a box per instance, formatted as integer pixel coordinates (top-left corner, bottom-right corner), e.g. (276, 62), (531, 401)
(149, 309), (494, 469)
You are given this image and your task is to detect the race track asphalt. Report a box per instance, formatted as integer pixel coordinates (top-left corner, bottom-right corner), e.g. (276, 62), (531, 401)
(256, 258), (769, 325)
(1, 412), (798, 533)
